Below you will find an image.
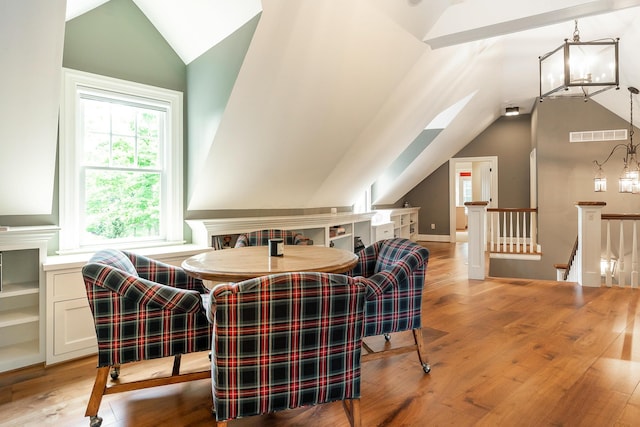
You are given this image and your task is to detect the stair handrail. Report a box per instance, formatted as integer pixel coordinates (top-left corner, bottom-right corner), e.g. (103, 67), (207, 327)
(562, 236), (579, 281)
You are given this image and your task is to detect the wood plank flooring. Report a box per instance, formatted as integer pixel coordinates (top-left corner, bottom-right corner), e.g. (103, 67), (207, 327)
(2, 241), (640, 426)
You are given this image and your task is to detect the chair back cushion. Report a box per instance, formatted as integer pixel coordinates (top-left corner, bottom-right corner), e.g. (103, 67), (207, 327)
(209, 272), (365, 422)
(89, 248), (138, 275)
(234, 229), (304, 247)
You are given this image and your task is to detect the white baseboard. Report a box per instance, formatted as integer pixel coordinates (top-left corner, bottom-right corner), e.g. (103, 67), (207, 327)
(417, 234), (450, 242)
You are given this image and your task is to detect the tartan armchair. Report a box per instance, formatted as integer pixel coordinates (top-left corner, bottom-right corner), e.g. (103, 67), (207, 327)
(347, 238), (431, 373)
(82, 249), (213, 427)
(234, 229), (308, 247)
(206, 272), (366, 427)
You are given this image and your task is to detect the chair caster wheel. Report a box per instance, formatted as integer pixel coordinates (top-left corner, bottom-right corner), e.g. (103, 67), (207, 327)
(384, 333), (391, 341)
(110, 366), (120, 380)
(422, 363), (431, 374)
(89, 415), (103, 427)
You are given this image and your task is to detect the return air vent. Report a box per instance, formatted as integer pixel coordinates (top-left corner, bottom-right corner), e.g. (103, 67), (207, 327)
(569, 129), (627, 143)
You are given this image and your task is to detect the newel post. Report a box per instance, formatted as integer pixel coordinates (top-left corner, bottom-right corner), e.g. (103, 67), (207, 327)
(465, 201), (489, 280)
(576, 201), (606, 287)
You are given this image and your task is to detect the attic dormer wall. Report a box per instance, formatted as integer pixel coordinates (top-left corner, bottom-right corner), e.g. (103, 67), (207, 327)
(398, 114), (531, 238)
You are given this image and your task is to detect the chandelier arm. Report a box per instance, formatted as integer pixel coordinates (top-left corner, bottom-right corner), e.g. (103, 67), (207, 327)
(594, 144), (631, 167)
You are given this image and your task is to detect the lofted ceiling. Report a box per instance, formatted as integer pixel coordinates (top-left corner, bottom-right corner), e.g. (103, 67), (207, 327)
(66, 0), (640, 210)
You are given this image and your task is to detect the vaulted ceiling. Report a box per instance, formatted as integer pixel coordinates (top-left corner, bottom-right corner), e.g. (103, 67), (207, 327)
(66, 0), (640, 210)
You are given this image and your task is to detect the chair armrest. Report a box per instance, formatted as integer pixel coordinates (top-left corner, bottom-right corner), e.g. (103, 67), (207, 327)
(347, 243), (379, 277)
(83, 263), (204, 313)
(124, 251), (208, 293)
(358, 271), (404, 300)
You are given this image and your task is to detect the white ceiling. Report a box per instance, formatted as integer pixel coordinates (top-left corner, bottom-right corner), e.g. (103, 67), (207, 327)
(65, 0), (640, 209)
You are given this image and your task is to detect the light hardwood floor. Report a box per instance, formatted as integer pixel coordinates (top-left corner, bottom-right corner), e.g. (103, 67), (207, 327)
(2, 241), (640, 426)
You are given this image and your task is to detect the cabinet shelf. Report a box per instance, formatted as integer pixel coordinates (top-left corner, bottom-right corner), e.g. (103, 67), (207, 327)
(0, 306), (39, 327)
(0, 281), (39, 298)
(328, 232), (353, 242)
(0, 226), (57, 372)
(0, 339), (40, 372)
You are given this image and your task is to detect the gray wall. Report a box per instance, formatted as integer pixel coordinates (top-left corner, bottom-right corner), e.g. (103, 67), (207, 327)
(509, 97), (640, 280)
(399, 114), (532, 236)
(456, 114), (531, 208)
(402, 162), (449, 236)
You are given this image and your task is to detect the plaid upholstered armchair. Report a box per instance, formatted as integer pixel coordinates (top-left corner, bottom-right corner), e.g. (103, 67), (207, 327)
(234, 229), (308, 247)
(347, 238), (431, 373)
(82, 249), (213, 427)
(206, 272), (366, 427)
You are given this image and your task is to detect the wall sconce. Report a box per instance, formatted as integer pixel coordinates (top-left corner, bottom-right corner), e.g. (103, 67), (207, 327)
(539, 20), (619, 101)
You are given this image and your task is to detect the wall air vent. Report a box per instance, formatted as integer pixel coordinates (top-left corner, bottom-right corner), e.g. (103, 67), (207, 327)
(569, 129), (627, 143)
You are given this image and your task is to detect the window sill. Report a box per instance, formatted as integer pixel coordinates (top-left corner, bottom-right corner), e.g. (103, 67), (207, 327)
(44, 243), (211, 271)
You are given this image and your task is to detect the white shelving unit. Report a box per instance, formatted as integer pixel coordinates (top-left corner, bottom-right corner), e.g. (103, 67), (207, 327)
(0, 226), (58, 373)
(372, 208), (420, 241)
(186, 212), (375, 252)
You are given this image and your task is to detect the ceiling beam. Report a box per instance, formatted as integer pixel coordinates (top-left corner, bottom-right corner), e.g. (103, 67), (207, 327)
(424, 0), (640, 49)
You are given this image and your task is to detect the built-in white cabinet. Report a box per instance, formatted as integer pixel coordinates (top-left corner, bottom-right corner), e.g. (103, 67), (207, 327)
(372, 222), (394, 242)
(43, 245), (211, 365)
(0, 226), (57, 373)
(372, 208), (420, 241)
(186, 212), (375, 252)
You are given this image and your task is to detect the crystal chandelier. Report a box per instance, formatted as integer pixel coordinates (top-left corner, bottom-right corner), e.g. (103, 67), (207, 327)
(593, 86), (640, 193)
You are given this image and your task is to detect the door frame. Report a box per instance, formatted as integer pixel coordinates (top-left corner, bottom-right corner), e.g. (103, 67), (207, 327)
(449, 156), (498, 243)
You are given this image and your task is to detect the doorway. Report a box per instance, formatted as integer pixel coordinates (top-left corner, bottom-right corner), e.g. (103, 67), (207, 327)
(449, 156), (498, 243)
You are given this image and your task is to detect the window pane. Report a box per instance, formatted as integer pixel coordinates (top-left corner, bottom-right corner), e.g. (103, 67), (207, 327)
(137, 111), (161, 168)
(111, 136), (136, 167)
(82, 99), (110, 133)
(83, 169), (160, 243)
(463, 179), (472, 202)
(111, 103), (137, 137)
(83, 132), (110, 166)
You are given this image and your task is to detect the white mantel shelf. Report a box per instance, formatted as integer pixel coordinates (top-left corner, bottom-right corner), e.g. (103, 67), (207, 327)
(0, 226), (59, 245)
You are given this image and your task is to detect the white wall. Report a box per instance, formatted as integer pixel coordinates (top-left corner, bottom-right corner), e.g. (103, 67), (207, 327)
(0, 0), (65, 215)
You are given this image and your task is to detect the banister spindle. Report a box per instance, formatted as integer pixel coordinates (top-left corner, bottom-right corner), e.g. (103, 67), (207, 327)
(605, 220), (612, 287)
(516, 212), (521, 253)
(632, 221), (638, 288)
(619, 221), (626, 288)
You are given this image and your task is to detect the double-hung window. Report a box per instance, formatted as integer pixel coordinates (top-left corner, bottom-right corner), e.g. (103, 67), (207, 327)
(59, 69), (183, 253)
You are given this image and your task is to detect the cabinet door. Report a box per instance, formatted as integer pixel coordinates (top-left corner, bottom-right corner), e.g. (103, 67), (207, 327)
(53, 298), (97, 356)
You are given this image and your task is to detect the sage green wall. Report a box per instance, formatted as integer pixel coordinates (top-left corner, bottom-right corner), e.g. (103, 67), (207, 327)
(186, 14), (260, 208)
(399, 114), (532, 236)
(491, 97), (640, 280)
(63, 0), (186, 91)
(0, 0), (187, 253)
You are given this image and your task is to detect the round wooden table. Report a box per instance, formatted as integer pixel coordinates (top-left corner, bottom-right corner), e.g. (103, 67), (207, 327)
(182, 245), (359, 283)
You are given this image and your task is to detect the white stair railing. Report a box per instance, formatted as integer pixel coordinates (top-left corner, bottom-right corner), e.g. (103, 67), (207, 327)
(600, 213), (640, 288)
(487, 208), (538, 255)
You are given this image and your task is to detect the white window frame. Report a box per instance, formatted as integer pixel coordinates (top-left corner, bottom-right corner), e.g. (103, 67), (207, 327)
(59, 68), (183, 253)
